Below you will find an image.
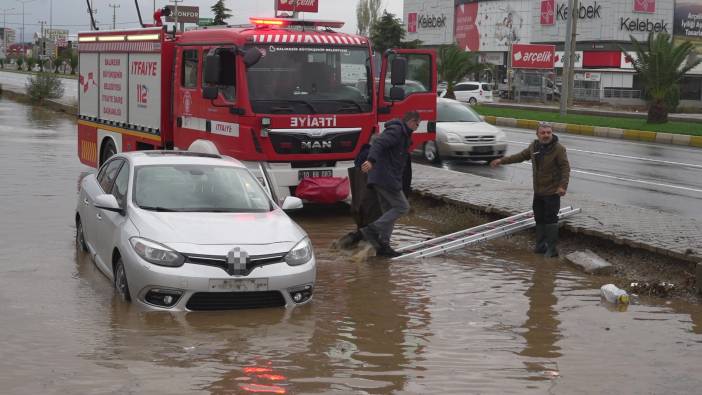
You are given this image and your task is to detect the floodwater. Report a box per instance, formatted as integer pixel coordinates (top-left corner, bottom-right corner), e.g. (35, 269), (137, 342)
(1, 96), (701, 394)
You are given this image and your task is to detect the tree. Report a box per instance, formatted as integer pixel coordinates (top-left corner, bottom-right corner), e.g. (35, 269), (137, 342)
(437, 44), (482, 99)
(69, 51), (79, 75)
(25, 72), (64, 103)
(369, 11), (405, 54)
(356, 0), (382, 36)
(623, 32), (701, 123)
(211, 0), (232, 25)
(16, 57), (24, 71)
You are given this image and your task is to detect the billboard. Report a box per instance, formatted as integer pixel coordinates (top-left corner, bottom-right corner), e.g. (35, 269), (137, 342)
(455, 0), (530, 52)
(405, 0), (454, 46)
(165, 6), (200, 23)
(511, 44), (555, 69)
(277, 0), (319, 13)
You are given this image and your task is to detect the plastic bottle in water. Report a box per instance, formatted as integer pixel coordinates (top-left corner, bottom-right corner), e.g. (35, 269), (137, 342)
(600, 284), (630, 305)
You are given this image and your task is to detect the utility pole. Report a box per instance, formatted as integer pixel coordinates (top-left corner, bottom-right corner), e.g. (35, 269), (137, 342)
(170, 0), (182, 32)
(38, 19), (45, 71)
(108, 3), (120, 30)
(560, 0), (578, 116)
(16, 0), (36, 45)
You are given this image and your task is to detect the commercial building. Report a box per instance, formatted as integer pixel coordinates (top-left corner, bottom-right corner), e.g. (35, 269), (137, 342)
(403, 0), (702, 106)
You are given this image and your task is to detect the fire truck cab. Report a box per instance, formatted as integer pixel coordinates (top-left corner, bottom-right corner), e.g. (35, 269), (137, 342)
(77, 17), (437, 204)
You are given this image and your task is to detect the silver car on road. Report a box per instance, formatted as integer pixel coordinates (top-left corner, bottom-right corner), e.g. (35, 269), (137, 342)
(75, 151), (315, 311)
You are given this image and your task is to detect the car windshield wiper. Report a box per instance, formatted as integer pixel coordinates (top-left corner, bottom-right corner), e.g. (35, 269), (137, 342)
(254, 99), (317, 113)
(138, 206), (181, 212)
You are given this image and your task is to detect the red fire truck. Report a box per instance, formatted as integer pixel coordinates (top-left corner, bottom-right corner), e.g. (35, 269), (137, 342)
(77, 14), (437, 204)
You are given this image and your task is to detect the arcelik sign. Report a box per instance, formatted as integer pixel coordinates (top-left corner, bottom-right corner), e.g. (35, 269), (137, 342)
(511, 44), (555, 69)
(277, 0), (319, 13)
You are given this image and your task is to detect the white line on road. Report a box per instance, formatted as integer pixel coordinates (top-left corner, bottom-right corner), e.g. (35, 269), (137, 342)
(515, 163), (702, 194)
(506, 140), (702, 169)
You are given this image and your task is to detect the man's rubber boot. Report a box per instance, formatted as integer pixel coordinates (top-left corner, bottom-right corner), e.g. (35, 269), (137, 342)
(376, 244), (401, 258)
(533, 224), (547, 254)
(543, 223), (559, 258)
(337, 231), (363, 250)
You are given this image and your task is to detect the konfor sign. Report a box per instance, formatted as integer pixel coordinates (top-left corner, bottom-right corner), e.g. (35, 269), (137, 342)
(511, 44), (555, 69)
(277, 0), (319, 13)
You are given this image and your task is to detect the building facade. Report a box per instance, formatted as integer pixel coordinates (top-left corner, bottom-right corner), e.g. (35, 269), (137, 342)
(403, 0), (702, 104)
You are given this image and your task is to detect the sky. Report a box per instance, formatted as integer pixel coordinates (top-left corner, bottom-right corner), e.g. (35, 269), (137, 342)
(1, 0), (403, 42)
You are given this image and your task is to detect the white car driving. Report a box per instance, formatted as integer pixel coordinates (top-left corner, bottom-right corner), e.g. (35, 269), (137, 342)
(421, 98), (507, 163)
(75, 151), (316, 311)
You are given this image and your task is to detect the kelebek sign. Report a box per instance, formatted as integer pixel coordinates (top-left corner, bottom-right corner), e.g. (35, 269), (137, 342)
(277, 0), (319, 13)
(511, 44), (555, 69)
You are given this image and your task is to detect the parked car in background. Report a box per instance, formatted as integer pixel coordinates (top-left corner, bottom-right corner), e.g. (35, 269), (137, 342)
(420, 98), (507, 163)
(75, 151), (316, 311)
(439, 81), (494, 105)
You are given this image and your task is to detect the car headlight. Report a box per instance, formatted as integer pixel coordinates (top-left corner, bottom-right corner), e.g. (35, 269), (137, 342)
(445, 132), (462, 143)
(129, 237), (185, 267)
(285, 237), (313, 266)
(495, 131), (507, 141)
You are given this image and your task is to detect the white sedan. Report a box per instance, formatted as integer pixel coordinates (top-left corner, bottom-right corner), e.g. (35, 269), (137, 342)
(421, 98), (507, 163)
(75, 151), (316, 311)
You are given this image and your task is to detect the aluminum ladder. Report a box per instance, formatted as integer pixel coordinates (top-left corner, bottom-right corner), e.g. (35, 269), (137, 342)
(392, 206), (581, 260)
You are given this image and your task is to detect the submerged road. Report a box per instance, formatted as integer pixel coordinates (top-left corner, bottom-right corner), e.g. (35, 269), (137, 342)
(431, 126), (702, 220)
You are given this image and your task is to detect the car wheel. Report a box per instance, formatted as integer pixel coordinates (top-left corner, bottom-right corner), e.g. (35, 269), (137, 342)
(76, 217), (88, 252)
(468, 97), (478, 105)
(101, 140), (117, 166)
(423, 141), (441, 163)
(114, 258), (132, 302)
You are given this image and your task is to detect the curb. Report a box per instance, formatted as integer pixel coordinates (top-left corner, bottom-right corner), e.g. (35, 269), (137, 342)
(0, 86), (77, 115)
(482, 115), (702, 148)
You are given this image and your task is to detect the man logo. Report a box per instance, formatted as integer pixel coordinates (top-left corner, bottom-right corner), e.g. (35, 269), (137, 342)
(227, 247), (249, 275)
(301, 140), (332, 150)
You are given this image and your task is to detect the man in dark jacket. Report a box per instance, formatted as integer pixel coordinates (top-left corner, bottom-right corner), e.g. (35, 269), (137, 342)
(359, 111), (421, 257)
(490, 121), (570, 257)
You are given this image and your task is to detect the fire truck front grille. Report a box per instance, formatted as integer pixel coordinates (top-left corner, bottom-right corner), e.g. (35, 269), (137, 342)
(270, 130), (360, 155)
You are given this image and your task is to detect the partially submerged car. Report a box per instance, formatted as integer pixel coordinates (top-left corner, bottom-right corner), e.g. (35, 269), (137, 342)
(75, 151), (315, 311)
(420, 98), (507, 163)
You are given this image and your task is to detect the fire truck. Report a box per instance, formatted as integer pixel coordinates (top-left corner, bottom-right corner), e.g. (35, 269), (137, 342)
(77, 11), (437, 204)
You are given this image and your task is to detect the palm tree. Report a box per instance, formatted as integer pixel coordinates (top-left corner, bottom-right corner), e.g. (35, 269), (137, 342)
(437, 44), (482, 100)
(624, 32), (700, 123)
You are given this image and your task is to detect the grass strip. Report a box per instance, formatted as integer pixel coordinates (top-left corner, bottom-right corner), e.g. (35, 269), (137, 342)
(474, 105), (702, 136)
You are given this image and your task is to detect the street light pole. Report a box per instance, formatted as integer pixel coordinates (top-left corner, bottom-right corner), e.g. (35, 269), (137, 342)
(108, 4), (120, 30)
(559, 0), (578, 116)
(170, 0), (182, 32)
(16, 0), (35, 45)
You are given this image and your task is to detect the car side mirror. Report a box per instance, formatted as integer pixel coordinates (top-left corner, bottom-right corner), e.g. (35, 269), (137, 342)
(204, 54), (221, 84)
(390, 57), (407, 86)
(389, 86), (405, 101)
(243, 47), (262, 68)
(281, 196), (303, 211)
(202, 86), (219, 100)
(94, 194), (123, 214)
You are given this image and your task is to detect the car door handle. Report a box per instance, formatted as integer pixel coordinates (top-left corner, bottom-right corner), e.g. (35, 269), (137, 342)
(96, 213), (102, 220)
(83, 199), (89, 206)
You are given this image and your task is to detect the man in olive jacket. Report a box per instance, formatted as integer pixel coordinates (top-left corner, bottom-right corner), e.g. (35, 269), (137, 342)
(359, 111), (421, 257)
(490, 122), (570, 257)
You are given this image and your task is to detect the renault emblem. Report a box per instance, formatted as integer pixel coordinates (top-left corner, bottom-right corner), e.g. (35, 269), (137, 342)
(227, 247), (249, 274)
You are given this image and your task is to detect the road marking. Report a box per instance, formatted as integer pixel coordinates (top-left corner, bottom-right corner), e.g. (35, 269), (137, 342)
(514, 163), (702, 194)
(505, 139), (702, 169)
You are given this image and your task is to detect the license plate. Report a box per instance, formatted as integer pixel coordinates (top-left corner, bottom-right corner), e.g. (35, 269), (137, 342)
(209, 278), (268, 292)
(298, 169), (333, 180)
(473, 146), (493, 153)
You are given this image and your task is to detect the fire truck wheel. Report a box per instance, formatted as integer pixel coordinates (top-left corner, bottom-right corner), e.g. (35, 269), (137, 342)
(101, 140), (117, 166)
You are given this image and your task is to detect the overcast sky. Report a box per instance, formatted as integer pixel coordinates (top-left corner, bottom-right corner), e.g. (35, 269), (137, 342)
(2, 0), (403, 41)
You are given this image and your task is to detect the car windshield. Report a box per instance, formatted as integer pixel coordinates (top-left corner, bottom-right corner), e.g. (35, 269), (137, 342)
(133, 165), (272, 212)
(438, 101), (482, 122)
(246, 44), (372, 114)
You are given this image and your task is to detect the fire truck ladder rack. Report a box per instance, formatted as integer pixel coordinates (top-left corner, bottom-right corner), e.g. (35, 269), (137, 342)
(392, 207), (581, 260)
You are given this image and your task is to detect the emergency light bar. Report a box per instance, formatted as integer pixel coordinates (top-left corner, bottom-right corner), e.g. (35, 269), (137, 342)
(249, 17), (344, 29)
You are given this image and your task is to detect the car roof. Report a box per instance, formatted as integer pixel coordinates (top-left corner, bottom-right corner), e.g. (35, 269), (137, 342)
(113, 151), (246, 168)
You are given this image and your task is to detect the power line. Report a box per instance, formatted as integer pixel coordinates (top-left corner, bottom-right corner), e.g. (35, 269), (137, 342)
(108, 3), (120, 30)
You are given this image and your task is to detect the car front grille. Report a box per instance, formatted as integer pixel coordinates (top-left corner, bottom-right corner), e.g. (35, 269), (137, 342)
(270, 130), (360, 154)
(186, 291), (286, 311)
(183, 252), (286, 276)
(464, 135), (496, 143)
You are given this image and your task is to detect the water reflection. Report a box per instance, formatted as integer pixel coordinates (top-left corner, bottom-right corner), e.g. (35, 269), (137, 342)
(519, 260), (561, 360)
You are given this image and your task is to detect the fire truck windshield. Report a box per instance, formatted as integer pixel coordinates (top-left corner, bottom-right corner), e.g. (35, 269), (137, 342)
(246, 45), (372, 115)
